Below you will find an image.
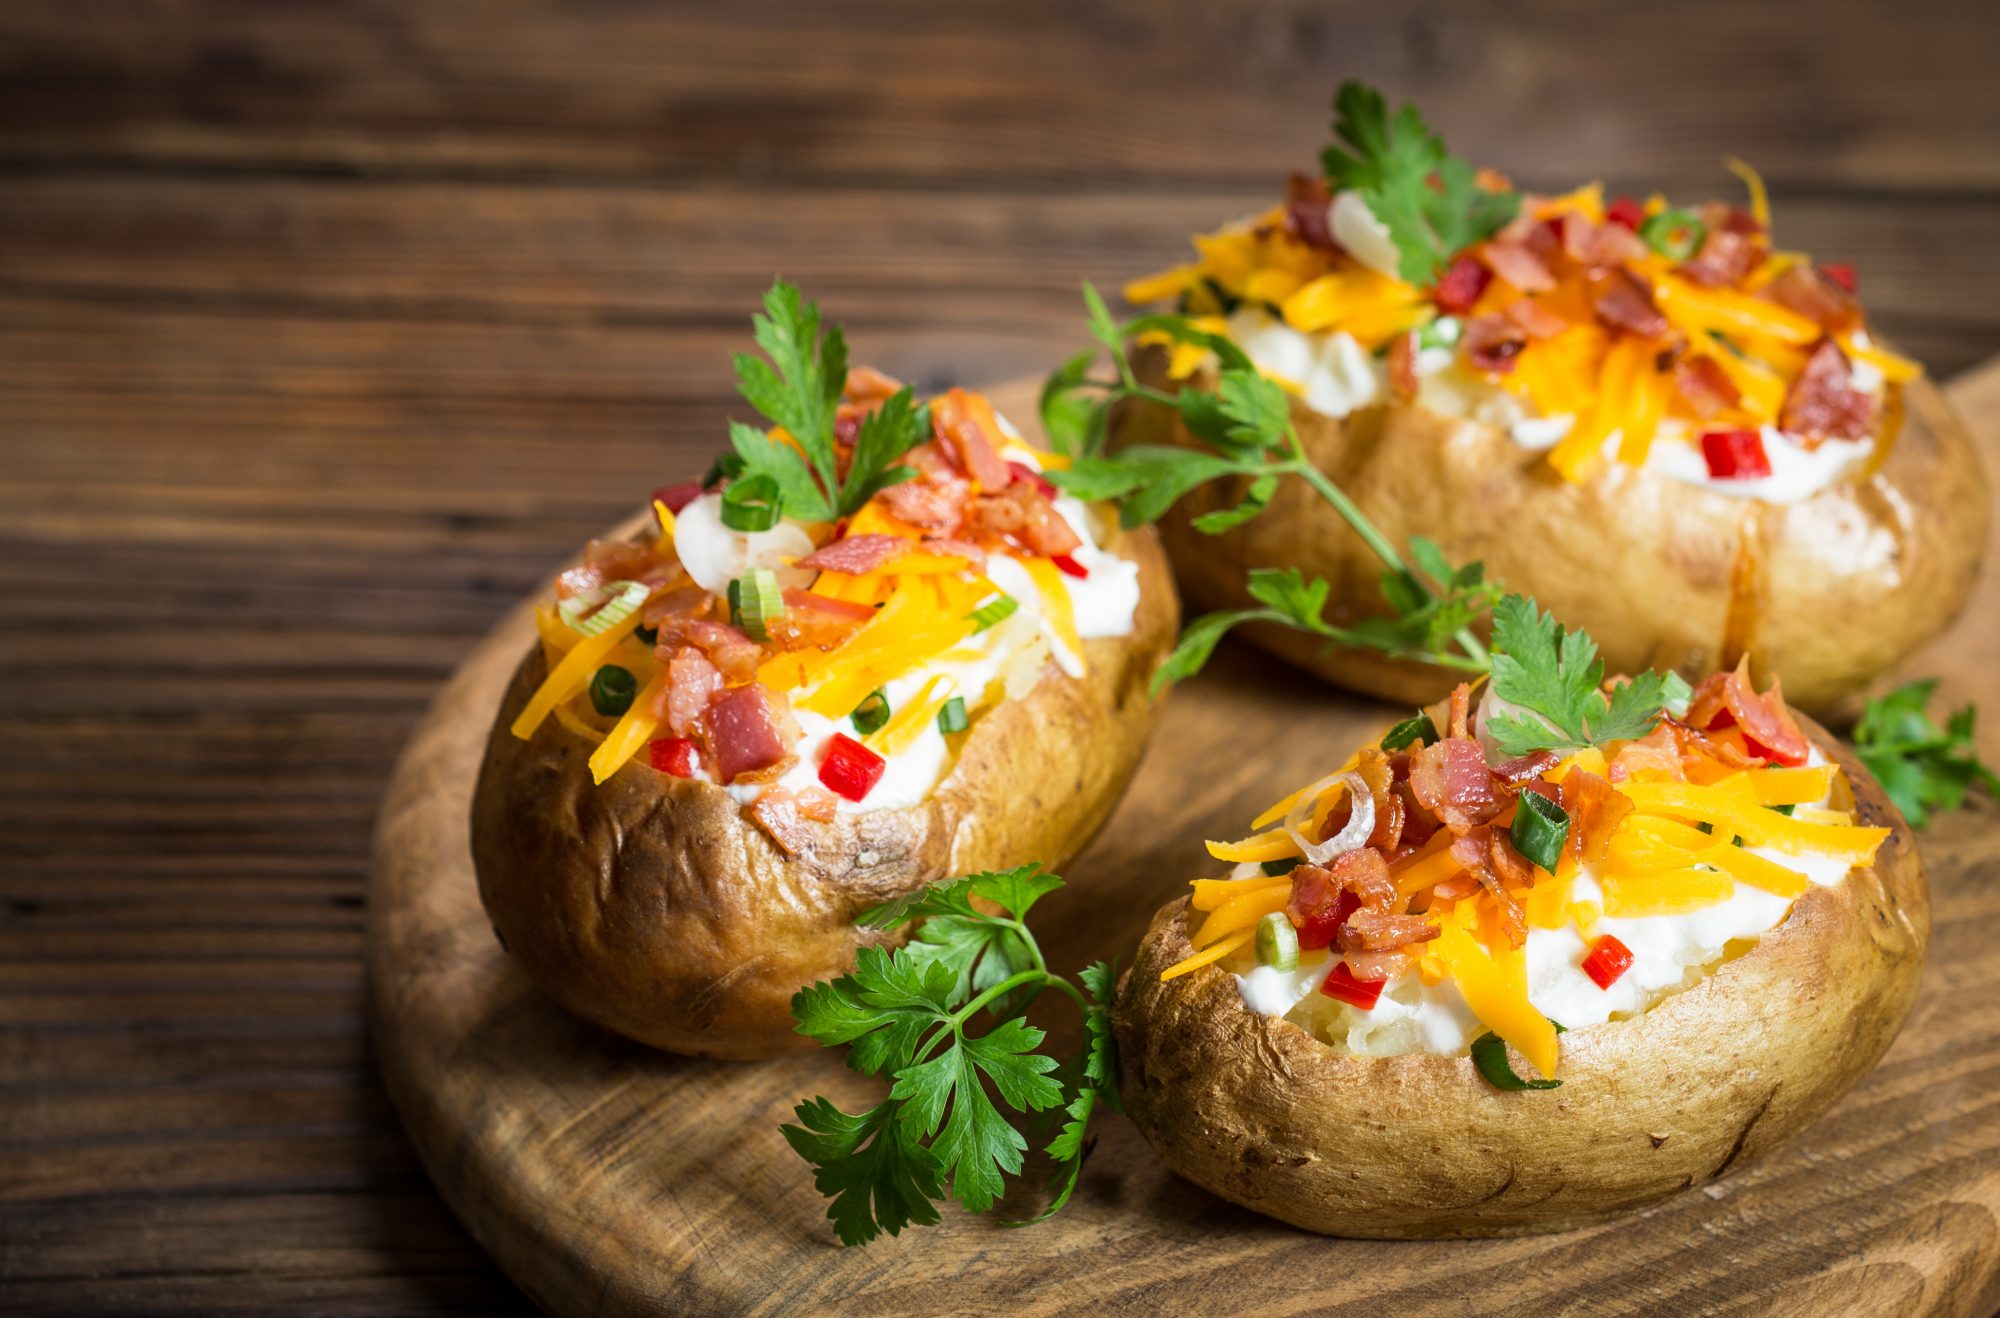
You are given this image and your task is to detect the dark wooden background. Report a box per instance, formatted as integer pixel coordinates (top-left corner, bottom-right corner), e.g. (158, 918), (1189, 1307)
(5, 2), (1999, 1313)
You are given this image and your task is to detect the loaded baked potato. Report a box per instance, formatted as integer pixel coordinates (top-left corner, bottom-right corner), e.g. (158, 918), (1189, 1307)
(472, 285), (1177, 1059)
(1115, 639), (1925, 1236)
(1117, 83), (1986, 712)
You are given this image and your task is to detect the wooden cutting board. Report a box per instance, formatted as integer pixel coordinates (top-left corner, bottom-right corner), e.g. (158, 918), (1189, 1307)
(368, 366), (2000, 1317)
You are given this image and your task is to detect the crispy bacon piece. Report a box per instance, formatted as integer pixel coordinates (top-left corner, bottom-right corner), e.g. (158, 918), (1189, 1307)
(923, 535), (987, 565)
(1447, 683), (1473, 741)
(1668, 717), (1768, 771)
(968, 483), (1082, 557)
(1343, 949), (1414, 982)
(1284, 172), (1337, 251)
(1493, 749), (1561, 786)
(1340, 909), (1438, 953)
(642, 585), (713, 628)
(1684, 657), (1810, 765)
(796, 533), (910, 575)
(1480, 239), (1558, 293)
(1393, 781), (1438, 849)
(842, 365), (904, 408)
(706, 682), (801, 783)
(1780, 338), (1876, 444)
(1386, 330), (1420, 403)
(1462, 314), (1527, 374)
(1764, 266), (1862, 334)
(1353, 748), (1406, 853)
(1591, 267), (1669, 338)
(1609, 723), (1686, 784)
(880, 471), (972, 530)
(767, 588), (873, 652)
(656, 646), (723, 737)
(556, 538), (658, 599)
(1409, 737), (1503, 834)
(1287, 848), (1397, 951)
(1449, 827), (1528, 947)
(1678, 205), (1767, 288)
(931, 388), (1012, 492)
(1557, 212), (1649, 268)
(1674, 355), (1742, 419)
(1558, 769), (1632, 871)
(660, 618), (762, 684)
(1502, 297), (1571, 340)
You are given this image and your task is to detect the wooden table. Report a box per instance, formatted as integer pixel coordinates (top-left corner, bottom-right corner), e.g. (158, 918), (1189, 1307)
(5, 3), (1999, 1312)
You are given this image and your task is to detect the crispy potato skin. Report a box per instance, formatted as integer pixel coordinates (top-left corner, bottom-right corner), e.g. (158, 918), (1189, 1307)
(1113, 720), (1928, 1237)
(472, 524), (1177, 1059)
(1124, 349), (1988, 713)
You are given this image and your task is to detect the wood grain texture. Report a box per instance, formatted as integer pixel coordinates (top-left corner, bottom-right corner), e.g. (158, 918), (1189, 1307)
(365, 372), (2000, 1316)
(6, 1), (2000, 1312)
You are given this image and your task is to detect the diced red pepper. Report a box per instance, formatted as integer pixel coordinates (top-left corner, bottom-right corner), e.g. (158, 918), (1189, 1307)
(1320, 961), (1387, 1011)
(1819, 263), (1857, 294)
(1581, 934), (1634, 989)
(1007, 460), (1057, 499)
(648, 736), (699, 778)
(1606, 196), (1646, 230)
(1434, 256), (1492, 314)
(817, 733), (886, 803)
(1293, 888), (1359, 952)
(1700, 429), (1772, 480)
(653, 481), (704, 514)
(834, 412), (861, 447)
(1050, 553), (1089, 579)
(1742, 732), (1809, 768)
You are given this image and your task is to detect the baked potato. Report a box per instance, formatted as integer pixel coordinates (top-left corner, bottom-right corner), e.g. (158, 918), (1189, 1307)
(1116, 84), (1987, 713)
(472, 291), (1178, 1059)
(1114, 662), (1926, 1237)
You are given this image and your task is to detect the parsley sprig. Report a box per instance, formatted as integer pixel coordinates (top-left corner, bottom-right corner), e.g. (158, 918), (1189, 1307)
(1320, 81), (1519, 286)
(727, 279), (929, 522)
(783, 867), (1119, 1246)
(1042, 285), (1498, 691)
(1854, 680), (2000, 828)
(1483, 596), (1692, 756)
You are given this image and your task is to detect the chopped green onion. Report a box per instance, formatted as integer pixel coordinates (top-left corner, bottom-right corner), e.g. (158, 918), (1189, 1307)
(849, 690), (891, 736)
(936, 697), (969, 735)
(719, 473), (782, 532)
(731, 567), (786, 641)
(1640, 208), (1707, 262)
(967, 593), (1019, 632)
(561, 579), (650, 637)
(703, 453), (745, 488)
(634, 624), (658, 646)
(1380, 712), (1440, 752)
(1255, 913), (1299, 972)
(1510, 790), (1570, 873)
(589, 665), (637, 718)
(1470, 1023), (1566, 1092)
(1770, 803), (1796, 817)
(1417, 316), (1462, 350)
(1261, 858), (1297, 878)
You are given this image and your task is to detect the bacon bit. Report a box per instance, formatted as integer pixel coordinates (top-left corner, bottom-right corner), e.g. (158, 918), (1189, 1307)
(1667, 717), (1767, 771)
(796, 533), (910, 575)
(1447, 683), (1473, 741)
(1558, 212), (1648, 268)
(880, 470), (973, 530)
(657, 646), (724, 737)
(1006, 460), (1057, 500)
(1674, 355), (1742, 419)
(663, 619), (762, 684)
(1353, 748), (1406, 853)
(749, 786), (838, 858)
(766, 588), (872, 652)
(1591, 267), (1669, 338)
(1386, 330), (1421, 403)
(923, 536), (987, 565)
(1780, 338), (1876, 444)
(641, 585), (712, 628)
(1493, 750), (1561, 786)
(1685, 657), (1810, 766)
(1284, 172), (1338, 251)
(1559, 769), (1632, 872)
(556, 538), (657, 599)
(1409, 737), (1503, 835)
(969, 483), (1082, 557)
(1678, 206), (1767, 288)
(1609, 723), (1686, 784)
(1819, 263), (1857, 294)
(707, 683), (801, 783)
(1287, 849), (1396, 951)
(1449, 828), (1528, 947)
(1487, 830), (1536, 887)
(1435, 256), (1492, 314)
(1462, 314), (1526, 374)
(1501, 298), (1570, 341)
(1340, 909), (1438, 953)
(1480, 239), (1558, 293)
(842, 365), (904, 408)
(833, 412), (861, 449)
(780, 588), (874, 622)
(1764, 266), (1862, 334)
(931, 388), (1012, 492)
(1394, 781), (1438, 849)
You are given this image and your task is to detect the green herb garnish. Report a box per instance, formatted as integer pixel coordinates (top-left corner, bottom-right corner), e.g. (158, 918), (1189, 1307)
(1319, 81), (1520, 285)
(1854, 679), (2000, 829)
(1380, 711), (1441, 752)
(729, 279), (929, 523)
(850, 689), (891, 736)
(783, 868), (1118, 1246)
(1484, 596), (1692, 756)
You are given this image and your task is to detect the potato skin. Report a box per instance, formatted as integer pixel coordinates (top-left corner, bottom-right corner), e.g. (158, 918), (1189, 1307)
(471, 524), (1177, 1060)
(1113, 719), (1928, 1237)
(1124, 349), (1988, 713)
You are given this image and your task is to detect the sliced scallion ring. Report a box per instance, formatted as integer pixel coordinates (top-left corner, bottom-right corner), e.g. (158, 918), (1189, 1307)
(1255, 912), (1298, 971)
(1260, 858), (1297, 878)
(850, 690), (891, 736)
(936, 696), (969, 735)
(732, 567), (785, 641)
(1470, 1022), (1567, 1092)
(1511, 789), (1570, 873)
(718, 473), (782, 532)
(1379, 711), (1440, 752)
(561, 579), (650, 637)
(1639, 208), (1707, 262)
(1417, 316), (1461, 350)
(967, 593), (1019, 632)
(589, 664), (637, 718)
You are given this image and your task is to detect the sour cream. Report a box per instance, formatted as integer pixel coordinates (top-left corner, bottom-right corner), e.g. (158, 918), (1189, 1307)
(1219, 311), (1882, 504)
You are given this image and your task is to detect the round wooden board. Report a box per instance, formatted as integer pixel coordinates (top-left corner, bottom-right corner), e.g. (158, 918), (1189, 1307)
(368, 371), (2000, 1317)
